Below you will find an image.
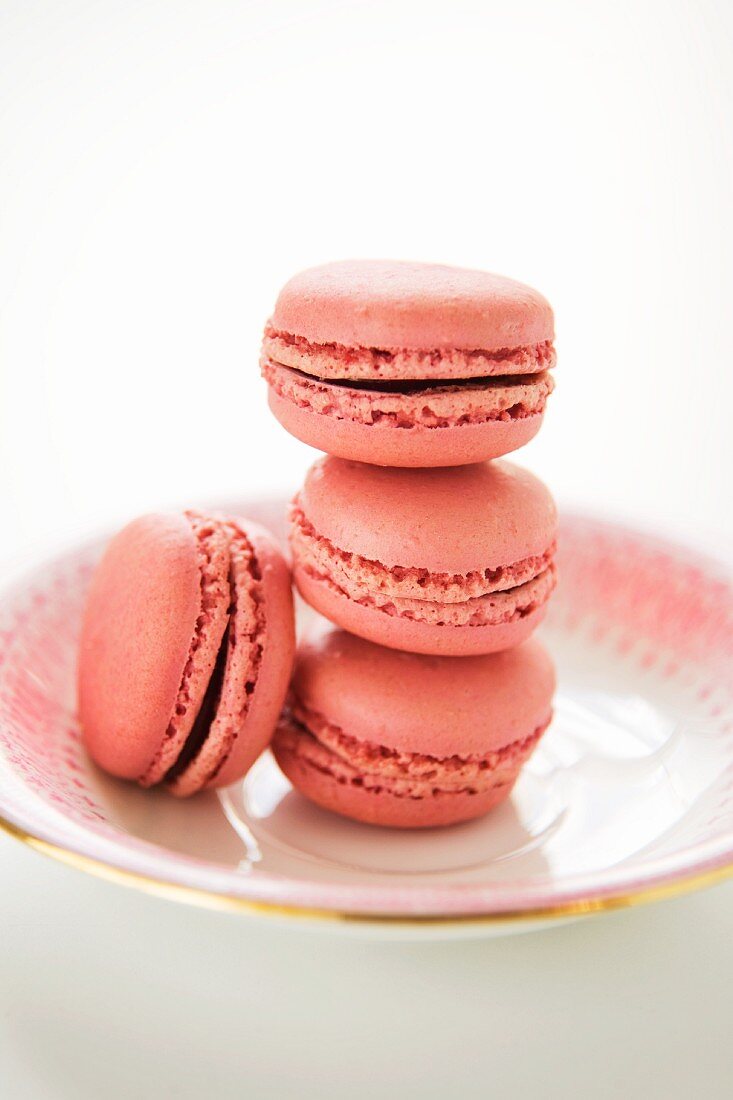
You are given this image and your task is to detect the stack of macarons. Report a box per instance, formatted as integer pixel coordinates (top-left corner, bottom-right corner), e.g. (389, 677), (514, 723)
(263, 260), (558, 827)
(78, 259), (557, 830)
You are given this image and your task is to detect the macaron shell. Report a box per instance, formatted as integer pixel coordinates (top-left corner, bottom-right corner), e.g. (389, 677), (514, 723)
(197, 521), (295, 791)
(267, 387), (544, 467)
(272, 260), (554, 351)
(291, 632), (556, 757)
(78, 515), (207, 779)
(298, 457), (557, 573)
(273, 740), (518, 828)
(294, 565), (549, 656)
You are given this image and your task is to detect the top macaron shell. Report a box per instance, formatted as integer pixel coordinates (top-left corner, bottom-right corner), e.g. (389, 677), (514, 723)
(291, 630), (556, 758)
(271, 260), (554, 355)
(297, 456), (557, 574)
(78, 513), (208, 780)
(263, 260), (556, 468)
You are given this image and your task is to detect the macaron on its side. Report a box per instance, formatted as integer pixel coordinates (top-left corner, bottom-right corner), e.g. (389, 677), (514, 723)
(261, 260), (556, 467)
(272, 632), (556, 828)
(289, 457), (558, 657)
(78, 511), (295, 795)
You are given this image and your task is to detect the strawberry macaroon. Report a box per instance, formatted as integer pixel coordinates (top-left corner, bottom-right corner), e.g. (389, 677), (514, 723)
(274, 630), (556, 828)
(261, 260), (555, 467)
(78, 511), (295, 795)
(289, 456), (557, 656)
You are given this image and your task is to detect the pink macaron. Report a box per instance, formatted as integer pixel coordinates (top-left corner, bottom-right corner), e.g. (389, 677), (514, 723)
(273, 630), (556, 828)
(261, 260), (555, 467)
(78, 511), (295, 796)
(290, 456), (557, 656)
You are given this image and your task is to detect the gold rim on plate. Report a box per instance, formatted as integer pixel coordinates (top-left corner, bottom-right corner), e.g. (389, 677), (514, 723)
(2, 814), (732, 929)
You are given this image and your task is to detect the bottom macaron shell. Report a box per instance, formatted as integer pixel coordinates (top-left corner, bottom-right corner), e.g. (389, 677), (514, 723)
(273, 740), (521, 828)
(195, 523), (295, 791)
(293, 565), (549, 656)
(268, 388), (543, 467)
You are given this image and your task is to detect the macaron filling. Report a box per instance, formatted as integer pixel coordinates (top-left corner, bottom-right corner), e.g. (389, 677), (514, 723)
(163, 620), (230, 784)
(262, 359), (554, 430)
(139, 513), (266, 792)
(274, 702), (549, 801)
(290, 505), (557, 628)
(263, 326), (556, 382)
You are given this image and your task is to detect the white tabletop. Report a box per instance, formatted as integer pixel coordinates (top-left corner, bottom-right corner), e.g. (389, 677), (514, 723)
(1, 832), (731, 1099)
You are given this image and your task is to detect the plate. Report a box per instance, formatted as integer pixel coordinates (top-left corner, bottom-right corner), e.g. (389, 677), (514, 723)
(0, 504), (731, 939)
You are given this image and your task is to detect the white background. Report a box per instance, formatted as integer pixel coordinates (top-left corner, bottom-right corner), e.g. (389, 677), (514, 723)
(0, 2), (731, 1097)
